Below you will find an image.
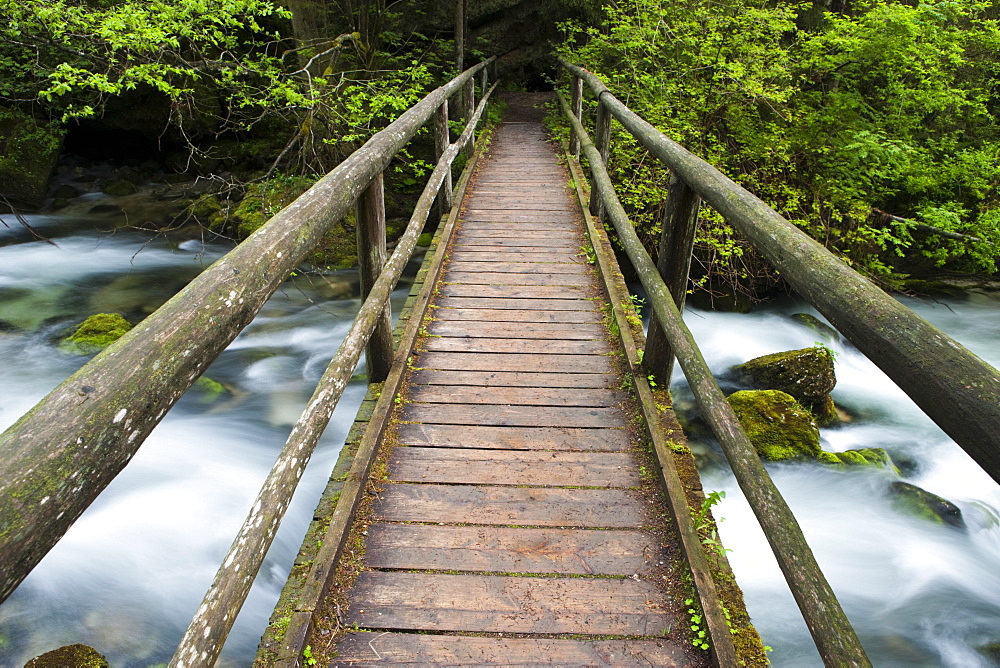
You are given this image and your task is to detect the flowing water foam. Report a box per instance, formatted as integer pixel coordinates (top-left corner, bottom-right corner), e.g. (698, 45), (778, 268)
(677, 295), (1000, 667)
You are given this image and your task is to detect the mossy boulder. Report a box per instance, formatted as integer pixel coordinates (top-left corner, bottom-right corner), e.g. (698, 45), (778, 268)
(727, 389), (821, 461)
(736, 346), (839, 425)
(817, 447), (899, 472)
(0, 108), (64, 207)
(25, 643), (109, 667)
(193, 375), (227, 404)
(889, 481), (965, 528)
(60, 313), (133, 354)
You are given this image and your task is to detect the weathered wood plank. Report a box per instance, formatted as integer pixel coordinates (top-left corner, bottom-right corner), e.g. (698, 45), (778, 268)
(432, 307), (601, 323)
(426, 321), (605, 340)
(459, 212), (577, 223)
(406, 385), (623, 407)
(446, 261), (589, 275)
(456, 228), (575, 239)
(334, 632), (689, 665)
(432, 297), (597, 312)
(443, 270), (591, 286)
(422, 337), (608, 355)
(458, 223), (577, 233)
(344, 572), (671, 635)
(401, 404), (625, 428)
(395, 423), (629, 450)
(375, 485), (648, 527)
(362, 525), (660, 575)
(408, 369), (615, 389)
(450, 237), (580, 248)
(387, 448), (639, 486)
(415, 352), (613, 374)
(448, 250), (586, 264)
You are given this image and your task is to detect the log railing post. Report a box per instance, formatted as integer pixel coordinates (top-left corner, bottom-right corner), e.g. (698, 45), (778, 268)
(356, 172), (392, 382)
(570, 76), (583, 158)
(480, 67), (488, 99)
(463, 78), (476, 154)
(434, 102), (453, 214)
(645, 175), (701, 387)
(589, 100), (611, 218)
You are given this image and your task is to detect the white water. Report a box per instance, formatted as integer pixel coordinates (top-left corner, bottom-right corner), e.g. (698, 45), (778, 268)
(673, 293), (1000, 666)
(0, 210), (414, 665)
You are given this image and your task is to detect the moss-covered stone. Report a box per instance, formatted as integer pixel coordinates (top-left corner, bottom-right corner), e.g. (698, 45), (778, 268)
(736, 346), (839, 425)
(889, 481), (965, 528)
(102, 179), (139, 196)
(821, 447), (899, 472)
(25, 643), (109, 667)
(417, 232), (434, 246)
(726, 389), (821, 461)
(60, 313), (133, 354)
(193, 375), (227, 404)
(0, 108), (63, 206)
(978, 641), (1000, 663)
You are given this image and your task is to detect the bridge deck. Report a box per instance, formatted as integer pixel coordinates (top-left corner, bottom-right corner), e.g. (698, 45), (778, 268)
(324, 96), (704, 665)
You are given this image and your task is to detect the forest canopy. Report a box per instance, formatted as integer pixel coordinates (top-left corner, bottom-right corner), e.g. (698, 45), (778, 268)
(558, 0), (1000, 296)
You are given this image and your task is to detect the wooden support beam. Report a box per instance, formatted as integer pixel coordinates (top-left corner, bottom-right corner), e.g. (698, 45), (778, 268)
(645, 175), (700, 387)
(589, 101), (611, 219)
(435, 102), (453, 214)
(357, 172), (392, 382)
(570, 76), (583, 157)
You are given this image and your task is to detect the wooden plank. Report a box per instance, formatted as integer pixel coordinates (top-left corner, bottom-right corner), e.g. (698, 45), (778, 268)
(432, 307), (602, 323)
(374, 485), (648, 527)
(401, 404), (625, 428)
(387, 448), (640, 486)
(415, 352), (613, 374)
(456, 229), (575, 239)
(422, 337), (608, 355)
(450, 237), (580, 248)
(443, 271), (592, 286)
(426, 321), (605, 340)
(458, 222), (578, 232)
(396, 423), (629, 451)
(460, 211), (577, 223)
(363, 525), (661, 575)
(334, 632), (691, 665)
(408, 369), (615, 389)
(446, 262), (589, 275)
(449, 250), (586, 263)
(436, 284), (594, 299)
(407, 384), (624, 407)
(432, 297), (597, 311)
(344, 572), (672, 635)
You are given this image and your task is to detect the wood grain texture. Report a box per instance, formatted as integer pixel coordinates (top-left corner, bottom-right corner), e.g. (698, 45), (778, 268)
(395, 423), (630, 451)
(431, 307), (602, 323)
(421, 337), (609, 355)
(414, 352), (613, 374)
(362, 524), (662, 574)
(345, 572), (672, 635)
(387, 448), (639, 486)
(408, 368), (615, 388)
(436, 283), (594, 299)
(406, 384), (624, 407)
(334, 632), (690, 665)
(425, 321), (606, 340)
(432, 296), (595, 311)
(400, 404), (625, 428)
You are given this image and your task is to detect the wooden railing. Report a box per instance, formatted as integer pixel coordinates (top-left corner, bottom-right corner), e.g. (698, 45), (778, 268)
(557, 57), (996, 667)
(0, 58), (495, 665)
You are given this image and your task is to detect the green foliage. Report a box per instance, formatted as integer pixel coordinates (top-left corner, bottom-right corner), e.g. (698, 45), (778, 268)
(559, 0), (1000, 291)
(60, 313), (133, 354)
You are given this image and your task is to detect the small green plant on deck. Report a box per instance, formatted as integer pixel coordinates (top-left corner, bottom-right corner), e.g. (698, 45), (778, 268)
(686, 598), (710, 651)
(693, 490), (732, 560)
(303, 644), (317, 666)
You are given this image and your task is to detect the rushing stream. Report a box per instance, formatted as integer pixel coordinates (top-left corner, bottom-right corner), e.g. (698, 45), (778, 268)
(2, 191), (999, 666)
(672, 291), (1000, 667)
(0, 197), (415, 665)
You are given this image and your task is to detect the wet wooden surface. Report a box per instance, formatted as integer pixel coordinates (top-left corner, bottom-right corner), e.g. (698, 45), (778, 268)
(330, 94), (692, 666)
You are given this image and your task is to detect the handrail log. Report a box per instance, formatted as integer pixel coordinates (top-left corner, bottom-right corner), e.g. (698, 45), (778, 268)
(0, 58), (494, 606)
(560, 58), (1000, 485)
(558, 90), (872, 667)
(170, 82), (499, 668)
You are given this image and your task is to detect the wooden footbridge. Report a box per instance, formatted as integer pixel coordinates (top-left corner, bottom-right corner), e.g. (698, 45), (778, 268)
(5, 59), (1000, 667)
